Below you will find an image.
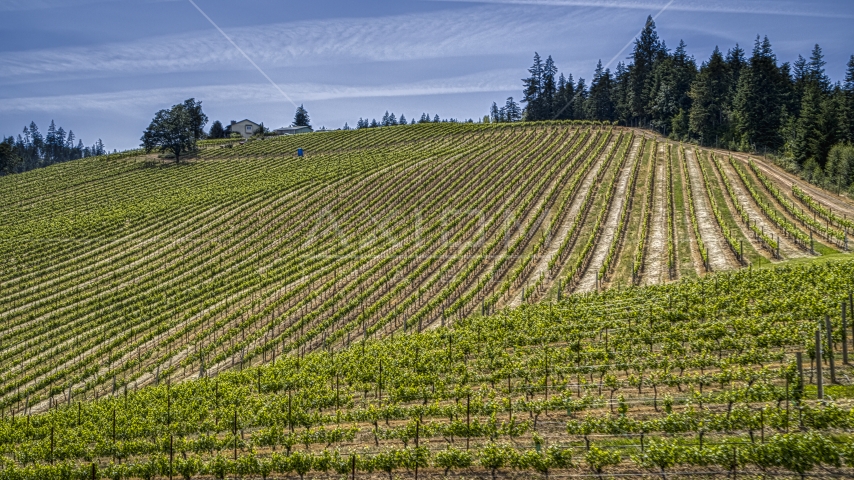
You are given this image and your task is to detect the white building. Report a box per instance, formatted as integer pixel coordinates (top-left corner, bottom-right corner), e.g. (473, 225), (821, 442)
(229, 119), (261, 139)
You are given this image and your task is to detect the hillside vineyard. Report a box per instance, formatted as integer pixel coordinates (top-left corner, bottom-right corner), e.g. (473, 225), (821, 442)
(0, 260), (853, 478)
(2, 122), (854, 415)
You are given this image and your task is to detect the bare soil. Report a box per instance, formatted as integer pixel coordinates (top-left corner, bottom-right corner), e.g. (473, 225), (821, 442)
(683, 148), (737, 272)
(642, 146), (668, 286)
(575, 137), (641, 292)
(714, 155), (806, 260)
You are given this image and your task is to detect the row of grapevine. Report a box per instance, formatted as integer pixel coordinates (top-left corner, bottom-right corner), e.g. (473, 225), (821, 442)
(693, 150), (746, 265)
(679, 145), (709, 271)
(0, 259), (852, 478)
(748, 160), (847, 247)
(517, 129), (615, 302)
(565, 132), (635, 290)
(598, 137), (647, 283)
(632, 139), (657, 284)
(728, 156), (811, 250)
(710, 154), (780, 257)
(792, 185), (854, 233)
(545, 132), (619, 277)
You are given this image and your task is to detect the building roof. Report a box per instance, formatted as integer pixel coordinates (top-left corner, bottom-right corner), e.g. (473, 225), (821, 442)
(275, 125), (313, 133)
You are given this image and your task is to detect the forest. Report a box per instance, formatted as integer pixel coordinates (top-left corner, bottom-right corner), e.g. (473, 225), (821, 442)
(497, 17), (854, 194)
(0, 121), (107, 175)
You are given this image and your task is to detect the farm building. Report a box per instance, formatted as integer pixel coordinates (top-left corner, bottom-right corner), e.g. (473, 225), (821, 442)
(274, 125), (313, 135)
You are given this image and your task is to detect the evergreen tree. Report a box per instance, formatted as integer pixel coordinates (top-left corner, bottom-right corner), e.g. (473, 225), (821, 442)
(504, 98), (522, 122)
(399, 114), (406, 125)
(370, 119), (379, 128)
(689, 47), (730, 145)
(0, 137), (20, 174)
(808, 44), (831, 93)
(45, 120), (58, 162)
(554, 73), (575, 120)
(381, 111), (391, 126)
(294, 105), (311, 127)
(541, 55), (558, 119)
(572, 79), (588, 120)
(726, 44), (747, 91)
(626, 16), (666, 125)
(208, 120), (226, 139)
(611, 63), (629, 123)
(433, 114), (440, 123)
(522, 52), (544, 120)
(824, 144), (854, 192)
(490, 102), (501, 123)
(733, 36), (785, 151)
(585, 60), (614, 122)
(842, 56), (854, 144)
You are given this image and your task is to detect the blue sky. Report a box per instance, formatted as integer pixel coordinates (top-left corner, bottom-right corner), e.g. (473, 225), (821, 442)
(1, 0), (852, 151)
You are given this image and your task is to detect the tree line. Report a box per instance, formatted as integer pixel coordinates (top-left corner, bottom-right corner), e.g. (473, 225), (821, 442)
(351, 112), (471, 130)
(0, 121), (106, 175)
(499, 16), (854, 193)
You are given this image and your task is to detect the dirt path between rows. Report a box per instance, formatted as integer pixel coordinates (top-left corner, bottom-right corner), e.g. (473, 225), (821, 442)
(642, 146), (667, 286)
(725, 151), (854, 218)
(684, 148), (737, 272)
(574, 137), (641, 293)
(505, 136), (611, 307)
(714, 155), (806, 259)
(734, 156), (840, 252)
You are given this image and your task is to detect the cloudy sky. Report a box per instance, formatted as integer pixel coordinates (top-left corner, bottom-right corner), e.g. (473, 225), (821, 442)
(1, 0), (852, 150)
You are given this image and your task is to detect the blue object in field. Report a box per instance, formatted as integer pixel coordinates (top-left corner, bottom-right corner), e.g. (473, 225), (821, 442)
(297, 148), (304, 157)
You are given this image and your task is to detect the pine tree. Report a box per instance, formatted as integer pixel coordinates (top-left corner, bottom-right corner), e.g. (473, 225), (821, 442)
(627, 16), (666, 125)
(611, 63), (629, 123)
(573, 79), (588, 120)
(504, 98), (521, 122)
(808, 44), (830, 93)
(399, 114), (406, 125)
(45, 120), (57, 162)
(208, 121), (225, 139)
(433, 114), (440, 123)
(689, 47), (730, 146)
(541, 55), (558, 119)
(490, 102), (501, 123)
(586, 60), (614, 122)
(522, 52), (544, 120)
(294, 105), (311, 127)
(733, 36), (785, 151)
(842, 56), (854, 144)
(790, 45), (838, 167)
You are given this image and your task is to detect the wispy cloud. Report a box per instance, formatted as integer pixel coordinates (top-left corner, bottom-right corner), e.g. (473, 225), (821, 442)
(0, 71), (522, 113)
(0, 5), (592, 79)
(427, 0), (854, 19)
(0, 0), (178, 12)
